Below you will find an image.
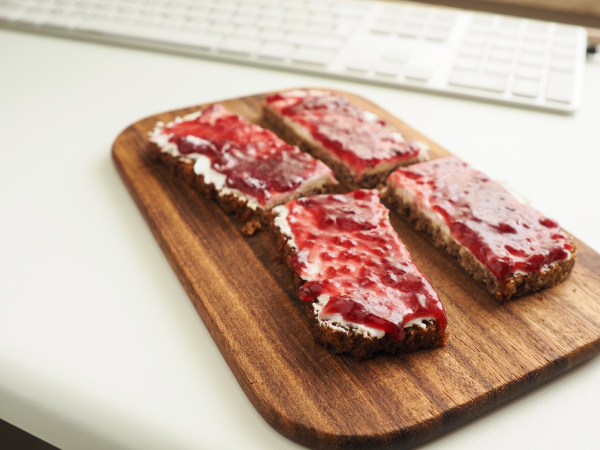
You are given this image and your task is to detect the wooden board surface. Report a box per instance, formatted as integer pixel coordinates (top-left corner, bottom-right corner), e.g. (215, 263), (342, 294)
(112, 90), (600, 449)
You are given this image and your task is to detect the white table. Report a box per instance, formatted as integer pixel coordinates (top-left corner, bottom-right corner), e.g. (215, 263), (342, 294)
(1, 26), (599, 450)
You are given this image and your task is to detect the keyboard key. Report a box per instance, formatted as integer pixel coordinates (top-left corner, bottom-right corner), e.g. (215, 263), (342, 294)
(219, 37), (259, 56)
(489, 48), (513, 62)
(382, 49), (410, 62)
(550, 59), (575, 72)
(555, 26), (578, 39)
(495, 28), (519, 40)
(260, 29), (285, 41)
(467, 25), (490, 37)
(459, 45), (484, 59)
(345, 58), (372, 72)
(258, 42), (294, 60)
(208, 23), (233, 35)
(282, 10), (308, 25)
(334, 8), (363, 20)
(552, 48), (576, 61)
(373, 17), (397, 27)
(333, 19), (359, 37)
(432, 12), (456, 24)
(292, 47), (334, 65)
(374, 61), (402, 77)
(553, 39), (576, 49)
(522, 42), (546, 55)
(512, 79), (539, 98)
(519, 54), (544, 67)
(309, 17), (337, 30)
(546, 71), (574, 103)
(526, 20), (549, 33)
(282, 20), (309, 33)
(499, 17), (521, 30)
(370, 22), (394, 35)
(233, 26), (260, 39)
(407, 6), (429, 20)
(404, 66), (432, 81)
(397, 21), (422, 38)
(449, 70), (480, 89)
(183, 17), (209, 31)
(424, 27), (450, 42)
(232, 15), (259, 26)
(523, 32), (547, 44)
(478, 73), (507, 92)
(463, 35), (487, 47)
(449, 70), (506, 92)
(516, 66), (542, 80)
(286, 32), (343, 50)
(492, 37), (517, 51)
(554, 34), (576, 46)
(261, 10), (285, 22)
(486, 61), (510, 76)
(186, 6), (210, 17)
(454, 57), (479, 71)
(471, 14), (494, 26)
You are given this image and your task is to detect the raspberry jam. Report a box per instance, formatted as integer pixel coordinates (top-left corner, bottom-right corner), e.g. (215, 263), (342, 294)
(387, 157), (573, 280)
(159, 104), (334, 207)
(265, 90), (424, 179)
(280, 190), (447, 340)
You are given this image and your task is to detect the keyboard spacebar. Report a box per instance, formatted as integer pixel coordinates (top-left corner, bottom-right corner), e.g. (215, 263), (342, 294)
(76, 19), (222, 50)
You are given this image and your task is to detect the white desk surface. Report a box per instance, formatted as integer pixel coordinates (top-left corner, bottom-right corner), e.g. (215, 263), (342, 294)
(1, 26), (600, 450)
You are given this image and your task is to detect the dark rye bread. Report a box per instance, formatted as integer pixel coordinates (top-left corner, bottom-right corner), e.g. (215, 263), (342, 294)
(149, 142), (265, 234)
(382, 186), (577, 303)
(262, 101), (424, 192)
(148, 142), (330, 235)
(270, 214), (448, 361)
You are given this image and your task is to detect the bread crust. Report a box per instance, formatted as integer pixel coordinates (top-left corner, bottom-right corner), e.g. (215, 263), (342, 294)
(270, 214), (448, 360)
(262, 103), (425, 191)
(382, 186), (577, 302)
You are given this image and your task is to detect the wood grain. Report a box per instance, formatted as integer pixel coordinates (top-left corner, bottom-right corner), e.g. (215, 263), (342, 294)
(465, 0), (600, 19)
(415, 0), (600, 28)
(112, 90), (600, 449)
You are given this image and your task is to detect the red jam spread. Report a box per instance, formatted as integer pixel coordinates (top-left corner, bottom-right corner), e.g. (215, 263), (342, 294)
(280, 190), (447, 340)
(387, 157), (573, 280)
(157, 104), (334, 207)
(265, 90), (424, 179)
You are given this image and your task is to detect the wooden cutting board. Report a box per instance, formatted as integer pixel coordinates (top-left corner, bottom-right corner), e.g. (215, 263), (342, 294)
(112, 90), (600, 449)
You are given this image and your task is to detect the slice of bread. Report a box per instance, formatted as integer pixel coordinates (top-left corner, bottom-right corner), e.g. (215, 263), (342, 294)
(148, 103), (337, 234)
(271, 189), (448, 360)
(384, 157), (576, 302)
(263, 89), (428, 191)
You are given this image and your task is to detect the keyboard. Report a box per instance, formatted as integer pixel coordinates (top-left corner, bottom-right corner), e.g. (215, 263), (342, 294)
(0, 0), (588, 113)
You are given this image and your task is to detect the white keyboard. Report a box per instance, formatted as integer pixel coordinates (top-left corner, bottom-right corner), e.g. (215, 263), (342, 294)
(0, 0), (588, 113)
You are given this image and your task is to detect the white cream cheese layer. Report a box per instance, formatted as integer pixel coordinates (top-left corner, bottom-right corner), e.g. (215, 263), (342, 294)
(272, 205), (297, 251)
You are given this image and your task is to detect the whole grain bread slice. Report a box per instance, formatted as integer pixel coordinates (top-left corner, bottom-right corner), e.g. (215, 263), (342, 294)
(383, 157), (577, 302)
(262, 89), (428, 191)
(270, 190), (448, 360)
